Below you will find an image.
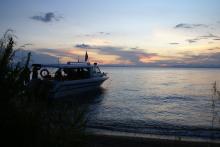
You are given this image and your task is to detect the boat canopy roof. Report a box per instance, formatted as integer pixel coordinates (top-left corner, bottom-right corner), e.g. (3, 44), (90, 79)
(32, 62), (93, 69)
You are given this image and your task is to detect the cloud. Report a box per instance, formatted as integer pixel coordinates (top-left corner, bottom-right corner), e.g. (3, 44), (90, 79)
(75, 44), (91, 48)
(74, 43), (220, 67)
(197, 33), (220, 42)
(30, 12), (62, 23)
(99, 32), (111, 35)
(19, 45), (220, 67)
(34, 48), (73, 58)
(183, 33), (220, 44)
(75, 44), (158, 64)
(200, 33), (219, 38)
(14, 49), (58, 64)
(19, 43), (33, 48)
(186, 39), (197, 43)
(145, 51), (220, 67)
(207, 47), (220, 51)
(184, 52), (220, 66)
(175, 23), (192, 29)
(78, 32), (111, 37)
(84, 34), (94, 37)
(169, 42), (179, 45)
(175, 23), (208, 29)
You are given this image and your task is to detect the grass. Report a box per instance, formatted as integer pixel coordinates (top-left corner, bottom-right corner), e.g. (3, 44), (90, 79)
(0, 30), (88, 147)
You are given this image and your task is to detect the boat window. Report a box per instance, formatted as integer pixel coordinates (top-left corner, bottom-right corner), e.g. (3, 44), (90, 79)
(62, 67), (90, 80)
(95, 67), (101, 73)
(31, 66), (91, 81)
(32, 67), (59, 80)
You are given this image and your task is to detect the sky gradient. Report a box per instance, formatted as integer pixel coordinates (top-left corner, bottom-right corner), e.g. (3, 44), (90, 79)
(1, 0), (220, 67)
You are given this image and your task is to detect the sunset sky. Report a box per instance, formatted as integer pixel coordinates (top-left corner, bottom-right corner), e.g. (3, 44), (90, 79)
(1, 0), (220, 67)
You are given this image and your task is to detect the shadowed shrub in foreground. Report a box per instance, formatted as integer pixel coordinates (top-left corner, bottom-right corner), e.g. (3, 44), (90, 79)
(0, 30), (87, 147)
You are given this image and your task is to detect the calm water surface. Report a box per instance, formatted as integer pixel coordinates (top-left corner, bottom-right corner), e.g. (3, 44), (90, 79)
(86, 67), (220, 139)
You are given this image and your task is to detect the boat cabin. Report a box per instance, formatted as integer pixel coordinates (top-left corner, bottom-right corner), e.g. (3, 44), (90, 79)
(31, 62), (104, 81)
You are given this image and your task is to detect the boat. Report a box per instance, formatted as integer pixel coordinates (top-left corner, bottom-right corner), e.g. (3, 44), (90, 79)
(31, 53), (108, 98)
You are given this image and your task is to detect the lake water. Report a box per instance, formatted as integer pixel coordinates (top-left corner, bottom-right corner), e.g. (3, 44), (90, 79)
(86, 67), (220, 139)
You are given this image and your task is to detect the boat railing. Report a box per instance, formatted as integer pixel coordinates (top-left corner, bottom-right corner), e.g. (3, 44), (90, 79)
(67, 61), (90, 65)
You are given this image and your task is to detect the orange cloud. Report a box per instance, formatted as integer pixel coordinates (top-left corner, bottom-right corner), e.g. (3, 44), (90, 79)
(139, 56), (160, 63)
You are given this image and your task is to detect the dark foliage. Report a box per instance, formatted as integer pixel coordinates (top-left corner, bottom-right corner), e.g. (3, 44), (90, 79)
(0, 30), (87, 147)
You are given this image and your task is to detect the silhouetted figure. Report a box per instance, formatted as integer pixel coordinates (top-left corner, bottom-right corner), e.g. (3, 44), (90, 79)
(32, 66), (38, 79)
(55, 68), (62, 80)
(22, 67), (31, 84)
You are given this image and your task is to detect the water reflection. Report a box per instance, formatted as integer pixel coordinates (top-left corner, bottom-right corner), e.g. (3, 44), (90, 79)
(52, 87), (106, 105)
(47, 87), (107, 125)
(87, 67), (220, 139)
(46, 67), (220, 139)
(44, 87), (107, 138)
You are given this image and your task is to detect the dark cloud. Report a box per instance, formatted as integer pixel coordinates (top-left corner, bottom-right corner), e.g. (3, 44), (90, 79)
(175, 23), (192, 29)
(99, 32), (111, 35)
(148, 51), (220, 67)
(22, 45), (220, 67)
(75, 44), (158, 64)
(207, 47), (220, 51)
(130, 47), (140, 51)
(97, 46), (157, 64)
(186, 39), (197, 43)
(175, 23), (208, 29)
(35, 48), (73, 58)
(75, 43), (220, 67)
(20, 43), (33, 48)
(198, 33), (220, 42)
(200, 33), (219, 38)
(30, 12), (62, 23)
(105, 51), (220, 67)
(169, 42), (179, 45)
(185, 52), (220, 65)
(184, 33), (220, 44)
(75, 44), (90, 48)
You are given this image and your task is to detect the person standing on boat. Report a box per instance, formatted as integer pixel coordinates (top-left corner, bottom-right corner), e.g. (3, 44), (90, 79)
(55, 68), (62, 80)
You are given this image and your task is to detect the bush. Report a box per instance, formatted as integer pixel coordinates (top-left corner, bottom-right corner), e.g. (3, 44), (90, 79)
(0, 30), (87, 147)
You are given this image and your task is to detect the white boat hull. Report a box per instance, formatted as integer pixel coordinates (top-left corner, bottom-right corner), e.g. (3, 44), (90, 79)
(51, 77), (108, 98)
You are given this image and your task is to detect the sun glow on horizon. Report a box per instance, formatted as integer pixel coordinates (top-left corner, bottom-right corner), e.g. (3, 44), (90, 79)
(1, 0), (220, 67)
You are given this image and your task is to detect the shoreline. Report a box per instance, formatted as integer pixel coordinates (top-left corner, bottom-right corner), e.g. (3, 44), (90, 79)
(85, 128), (220, 147)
